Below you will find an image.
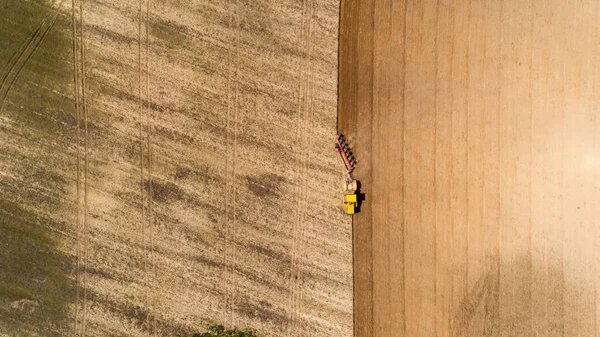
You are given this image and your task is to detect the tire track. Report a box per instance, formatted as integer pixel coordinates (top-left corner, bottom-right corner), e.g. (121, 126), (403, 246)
(288, 0), (309, 334)
(223, 0), (240, 327)
(223, 0), (234, 327)
(138, 0), (149, 334)
(231, 0), (240, 326)
(79, 0), (90, 333)
(144, 1), (155, 335)
(223, 22), (230, 329)
(0, 22), (45, 95)
(0, 25), (43, 88)
(71, 0), (82, 334)
(0, 0), (66, 112)
(297, 0), (315, 332)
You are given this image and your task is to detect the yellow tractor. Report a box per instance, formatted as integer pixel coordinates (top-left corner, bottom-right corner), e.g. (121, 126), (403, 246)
(336, 134), (359, 215)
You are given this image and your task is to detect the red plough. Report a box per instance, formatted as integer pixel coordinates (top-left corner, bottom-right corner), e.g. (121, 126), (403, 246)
(335, 134), (355, 173)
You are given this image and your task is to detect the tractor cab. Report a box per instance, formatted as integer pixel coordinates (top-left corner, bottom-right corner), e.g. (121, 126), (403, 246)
(343, 178), (358, 215)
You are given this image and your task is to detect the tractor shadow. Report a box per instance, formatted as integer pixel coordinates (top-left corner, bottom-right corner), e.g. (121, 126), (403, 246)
(355, 180), (365, 214)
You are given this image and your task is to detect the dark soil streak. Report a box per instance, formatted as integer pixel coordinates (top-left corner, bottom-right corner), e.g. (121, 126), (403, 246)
(87, 23), (137, 45)
(245, 173), (286, 198)
(87, 290), (192, 336)
(246, 243), (291, 264)
(235, 266), (288, 293)
(235, 297), (289, 326)
(144, 179), (185, 203)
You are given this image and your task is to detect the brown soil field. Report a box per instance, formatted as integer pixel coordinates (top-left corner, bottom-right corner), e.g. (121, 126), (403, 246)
(341, 0), (600, 336)
(0, 0), (352, 336)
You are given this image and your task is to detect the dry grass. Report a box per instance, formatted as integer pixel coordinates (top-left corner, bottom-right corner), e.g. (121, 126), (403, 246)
(0, 0), (351, 336)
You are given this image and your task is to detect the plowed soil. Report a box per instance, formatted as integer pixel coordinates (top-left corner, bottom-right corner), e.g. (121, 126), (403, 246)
(340, 0), (600, 336)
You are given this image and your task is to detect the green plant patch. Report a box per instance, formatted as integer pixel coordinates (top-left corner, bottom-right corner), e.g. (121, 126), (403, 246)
(184, 325), (259, 337)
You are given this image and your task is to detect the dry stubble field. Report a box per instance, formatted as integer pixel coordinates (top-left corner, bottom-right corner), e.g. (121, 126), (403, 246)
(0, 0), (352, 336)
